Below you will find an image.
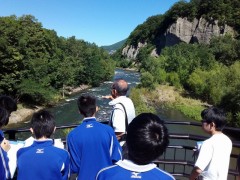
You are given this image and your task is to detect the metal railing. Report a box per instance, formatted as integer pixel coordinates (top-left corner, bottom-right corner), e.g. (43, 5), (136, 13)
(3, 121), (240, 179)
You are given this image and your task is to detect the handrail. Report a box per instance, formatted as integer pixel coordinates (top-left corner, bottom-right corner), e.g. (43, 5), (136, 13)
(3, 121), (240, 179)
(4, 120), (240, 140)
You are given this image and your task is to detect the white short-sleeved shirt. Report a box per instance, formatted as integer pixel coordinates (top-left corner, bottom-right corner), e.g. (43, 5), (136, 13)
(109, 96), (135, 133)
(195, 133), (232, 180)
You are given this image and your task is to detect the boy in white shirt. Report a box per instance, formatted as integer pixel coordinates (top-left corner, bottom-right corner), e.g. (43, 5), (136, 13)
(190, 107), (232, 180)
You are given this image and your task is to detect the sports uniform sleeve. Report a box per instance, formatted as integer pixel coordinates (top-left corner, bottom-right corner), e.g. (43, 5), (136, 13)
(112, 107), (125, 133)
(96, 169), (106, 180)
(194, 140), (213, 171)
(0, 147), (11, 179)
(66, 134), (81, 174)
(61, 151), (70, 180)
(109, 134), (122, 163)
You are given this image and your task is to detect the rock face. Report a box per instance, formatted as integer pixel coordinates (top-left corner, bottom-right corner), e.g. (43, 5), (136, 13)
(122, 42), (147, 59)
(8, 108), (39, 125)
(122, 17), (235, 59)
(164, 17), (235, 45)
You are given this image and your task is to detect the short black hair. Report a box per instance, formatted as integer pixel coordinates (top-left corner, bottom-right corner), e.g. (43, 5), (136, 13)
(0, 95), (17, 114)
(0, 107), (9, 128)
(77, 94), (96, 117)
(112, 79), (129, 96)
(201, 107), (227, 131)
(31, 110), (55, 139)
(126, 113), (169, 165)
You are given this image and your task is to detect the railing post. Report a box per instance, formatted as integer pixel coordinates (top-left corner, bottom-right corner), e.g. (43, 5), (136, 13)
(7, 130), (16, 140)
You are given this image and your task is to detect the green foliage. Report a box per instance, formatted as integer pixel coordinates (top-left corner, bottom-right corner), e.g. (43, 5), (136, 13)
(209, 35), (240, 66)
(140, 72), (156, 90)
(117, 59), (131, 68)
(173, 104), (204, 121)
(155, 68), (167, 84)
(125, 0), (240, 50)
(195, 0), (240, 30)
(121, 0), (240, 127)
(127, 15), (165, 46)
(167, 72), (181, 88)
(130, 88), (156, 115)
(101, 39), (127, 52)
(161, 43), (216, 85)
(187, 68), (209, 97)
(187, 64), (229, 104)
(0, 15), (115, 105)
(18, 79), (57, 105)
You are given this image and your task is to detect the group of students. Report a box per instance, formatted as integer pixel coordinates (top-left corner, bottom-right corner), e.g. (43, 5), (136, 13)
(0, 79), (239, 180)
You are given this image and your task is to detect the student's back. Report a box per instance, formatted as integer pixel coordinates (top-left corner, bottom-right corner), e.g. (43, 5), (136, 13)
(67, 118), (121, 180)
(17, 140), (69, 180)
(97, 159), (174, 180)
(67, 94), (121, 180)
(17, 110), (70, 180)
(96, 113), (175, 180)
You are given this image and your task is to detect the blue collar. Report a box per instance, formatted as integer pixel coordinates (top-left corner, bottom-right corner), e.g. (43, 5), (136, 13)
(32, 139), (54, 147)
(82, 117), (97, 122)
(0, 130), (4, 142)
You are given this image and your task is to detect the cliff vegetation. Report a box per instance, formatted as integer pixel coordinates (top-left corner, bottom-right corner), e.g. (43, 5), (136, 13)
(117, 0), (240, 127)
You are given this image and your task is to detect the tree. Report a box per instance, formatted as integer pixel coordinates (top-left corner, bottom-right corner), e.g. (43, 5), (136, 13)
(210, 35), (240, 66)
(140, 72), (156, 90)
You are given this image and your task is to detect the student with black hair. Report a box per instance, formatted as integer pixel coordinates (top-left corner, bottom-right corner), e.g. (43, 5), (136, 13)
(67, 94), (122, 180)
(0, 95), (17, 116)
(17, 110), (70, 180)
(0, 107), (11, 180)
(0, 95), (17, 180)
(96, 113), (175, 180)
(190, 107), (232, 180)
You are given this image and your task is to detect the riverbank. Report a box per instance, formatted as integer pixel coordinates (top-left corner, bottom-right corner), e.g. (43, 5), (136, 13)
(131, 85), (210, 121)
(7, 84), (90, 126)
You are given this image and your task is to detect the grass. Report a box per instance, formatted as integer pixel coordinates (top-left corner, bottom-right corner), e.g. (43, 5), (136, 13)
(130, 85), (206, 121)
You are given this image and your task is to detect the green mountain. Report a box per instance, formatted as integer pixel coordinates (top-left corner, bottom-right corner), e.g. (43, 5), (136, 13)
(124, 0), (240, 54)
(101, 39), (127, 53)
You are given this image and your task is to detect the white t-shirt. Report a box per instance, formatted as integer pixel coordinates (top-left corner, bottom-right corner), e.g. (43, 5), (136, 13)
(195, 133), (232, 180)
(109, 96), (135, 133)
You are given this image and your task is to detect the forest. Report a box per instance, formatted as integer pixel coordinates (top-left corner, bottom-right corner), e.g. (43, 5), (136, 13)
(115, 0), (240, 127)
(0, 15), (115, 105)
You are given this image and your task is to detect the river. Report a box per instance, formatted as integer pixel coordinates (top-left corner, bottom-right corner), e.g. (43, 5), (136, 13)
(6, 68), (205, 140)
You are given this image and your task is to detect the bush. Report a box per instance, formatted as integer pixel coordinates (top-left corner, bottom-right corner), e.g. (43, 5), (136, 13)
(140, 71), (156, 90)
(167, 72), (181, 88)
(18, 79), (57, 105)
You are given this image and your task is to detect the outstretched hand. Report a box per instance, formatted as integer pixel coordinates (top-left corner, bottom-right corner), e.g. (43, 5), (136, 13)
(102, 95), (114, 100)
(1, 138), (11, 152)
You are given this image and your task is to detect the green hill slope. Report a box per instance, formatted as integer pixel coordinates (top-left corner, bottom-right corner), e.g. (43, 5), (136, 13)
(101, 39), (127, 53)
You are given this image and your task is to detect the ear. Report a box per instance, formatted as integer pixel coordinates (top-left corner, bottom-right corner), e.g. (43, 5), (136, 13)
(210, 122), (215, 130)
(30, 128), (34, 134)
(96, 106), (99, 112)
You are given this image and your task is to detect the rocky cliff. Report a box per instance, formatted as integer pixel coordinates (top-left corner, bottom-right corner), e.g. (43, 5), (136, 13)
(122, 17), (235, 59)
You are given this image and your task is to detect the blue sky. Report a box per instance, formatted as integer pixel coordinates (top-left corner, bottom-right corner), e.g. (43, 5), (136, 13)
(0, 0), (181, 46)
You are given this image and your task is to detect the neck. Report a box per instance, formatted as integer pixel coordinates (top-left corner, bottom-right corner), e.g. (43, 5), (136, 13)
(36, 137), (48, 141)
(211, 130), (222, 135)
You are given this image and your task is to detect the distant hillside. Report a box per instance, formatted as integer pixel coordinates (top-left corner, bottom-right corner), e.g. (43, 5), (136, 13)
(121, 0), (240, 59)
(101, 39), (126, 53)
